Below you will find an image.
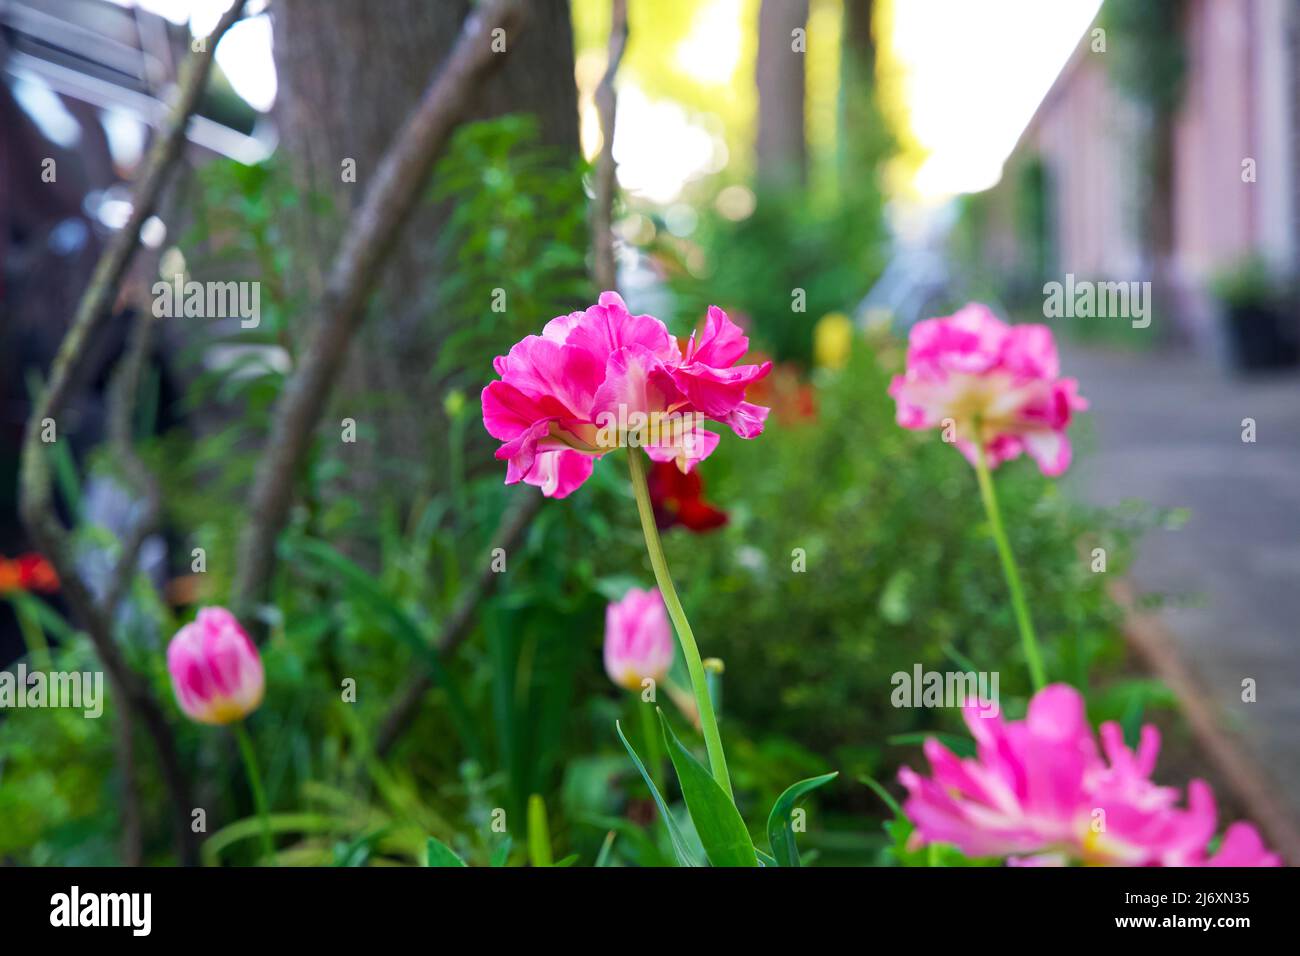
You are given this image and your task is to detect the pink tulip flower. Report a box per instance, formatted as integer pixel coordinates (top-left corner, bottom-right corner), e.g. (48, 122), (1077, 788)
(604, 587), (675, 691)
(166, 606), (265, 725)
(888, 304), (1088, 476)
(899, 683), (1281, 866)
(481, 292), (771, 498)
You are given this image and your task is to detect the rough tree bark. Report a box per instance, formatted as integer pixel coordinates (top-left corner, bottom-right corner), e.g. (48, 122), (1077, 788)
(270, 0), (581, 499)
(838, 0), (881, 181)
(756, 0), (810, 188)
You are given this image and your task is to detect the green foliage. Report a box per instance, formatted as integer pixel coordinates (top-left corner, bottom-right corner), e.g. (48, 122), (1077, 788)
(0, 615), (121, 864)
(662, 184), (888, 364)
(1014, 155), (1054, 281)
(1209, 254), (1290, 311)
(615, 720), (702, 866)
(657, 710), (757, 867)
(1100, 0), (1188, 116)
(181, 156), (315, 353)
(430, 115), (591, 393)
(426, 836), (468, 867)
(652, 342), (1151, 776)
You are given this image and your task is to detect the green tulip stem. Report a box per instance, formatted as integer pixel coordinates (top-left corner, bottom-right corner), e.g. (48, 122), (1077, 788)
(972, 440), (1047, 691)
(234, 721), (275, 864)
(626, 448), (734, 801)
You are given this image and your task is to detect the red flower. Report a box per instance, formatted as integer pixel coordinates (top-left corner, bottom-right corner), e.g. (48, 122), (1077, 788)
(647, 460), (728, 533)
(0, 553), (59, 594)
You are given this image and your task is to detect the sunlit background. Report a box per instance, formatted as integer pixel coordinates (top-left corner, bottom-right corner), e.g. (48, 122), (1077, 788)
(102, 0), (1104, 204)
(111, 0), (277, 110)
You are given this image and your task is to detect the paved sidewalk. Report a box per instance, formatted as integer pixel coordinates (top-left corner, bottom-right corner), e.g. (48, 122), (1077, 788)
(1063, 345), (1300, 820)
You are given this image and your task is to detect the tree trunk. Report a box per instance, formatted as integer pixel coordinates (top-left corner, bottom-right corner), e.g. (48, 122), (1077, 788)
(839, 0), (880, 173)
(271, 0), (580, 500)
(755, 0), (809, 188)
(842, 0), (875, 84)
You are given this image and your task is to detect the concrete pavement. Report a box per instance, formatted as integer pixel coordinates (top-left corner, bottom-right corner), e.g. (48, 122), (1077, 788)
(1063, 344), (1300, 820)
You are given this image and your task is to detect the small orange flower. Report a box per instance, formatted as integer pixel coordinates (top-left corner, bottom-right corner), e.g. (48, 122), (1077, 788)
(0, 553), (59, 594)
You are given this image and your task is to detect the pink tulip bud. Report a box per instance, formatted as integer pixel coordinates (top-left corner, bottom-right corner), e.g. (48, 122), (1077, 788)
(603, 588), (675, 691)
(166, 607), (264, 725)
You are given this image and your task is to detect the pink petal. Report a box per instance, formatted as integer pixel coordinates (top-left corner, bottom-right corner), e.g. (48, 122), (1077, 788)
(521, 449), (596, 498)
(1022, 429), (1071, 477)
(671, 360), (772, 419)
(491, 334), (603, 418)
(684, 305), (750, 367)
(722, 400), (771, 439)
(480, 380), (574, 443)
(590, 345), (684, 427)
(562, 292), (679, 369)
(1000, 324), (1060, 380)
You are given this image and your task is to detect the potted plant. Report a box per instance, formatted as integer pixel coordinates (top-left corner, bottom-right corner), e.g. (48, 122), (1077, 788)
(1210, 256), (1299, 371)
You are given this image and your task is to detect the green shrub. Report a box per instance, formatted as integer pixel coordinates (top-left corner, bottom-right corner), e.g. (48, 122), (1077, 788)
(625, 342), (1146, 779)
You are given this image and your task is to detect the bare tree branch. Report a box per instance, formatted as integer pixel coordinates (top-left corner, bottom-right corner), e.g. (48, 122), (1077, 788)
(17, 0), (249, 867)
(115, 704), (143, 866)
(374, 489), (543, 758)
(591, 0), (628, 292)
(231, 0), (526, 626)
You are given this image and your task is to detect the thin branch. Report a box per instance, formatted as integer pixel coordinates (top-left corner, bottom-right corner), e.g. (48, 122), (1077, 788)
(375, 490), (542, 758)
(17, 0), (249, 867)
(591, 0), (628, 292)
(231, 0), (525, 626)
(115, 704), (143, 866)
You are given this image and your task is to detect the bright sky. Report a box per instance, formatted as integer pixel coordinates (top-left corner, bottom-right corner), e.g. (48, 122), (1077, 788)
(888, 0), (1103, 198)
(673, 0), (744, 85)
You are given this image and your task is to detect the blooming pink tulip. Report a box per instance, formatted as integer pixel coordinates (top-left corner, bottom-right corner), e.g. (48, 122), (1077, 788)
(899, 684), (1281, 866)
(481, 292), (771, 498)
(166, 606), (265, 725)
(888, 304), (1087, 476)
(603, 587), (675, 691)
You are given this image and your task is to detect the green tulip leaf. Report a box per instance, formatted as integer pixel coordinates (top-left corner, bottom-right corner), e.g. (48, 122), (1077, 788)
(490, 836), (512, 868)
(527, 794), (554, 867)
(426, 836), (468, 867)
(767, 771), (839, 867)
(615, 720), (702, 867)
(594, 830), (617, 867)
(657, 710), (758, 867)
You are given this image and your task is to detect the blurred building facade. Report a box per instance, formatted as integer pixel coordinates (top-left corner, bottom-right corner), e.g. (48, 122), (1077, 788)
(971, 0), (1298, 355)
